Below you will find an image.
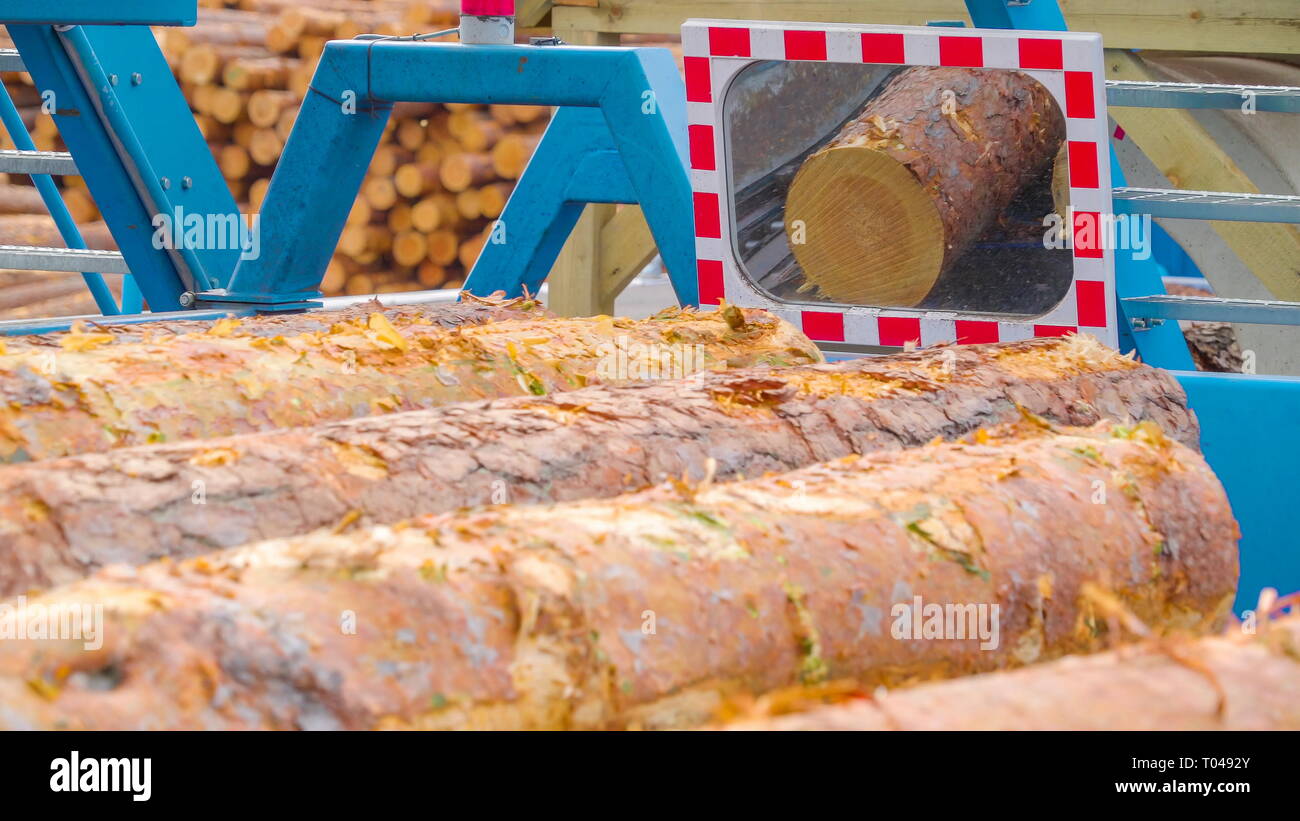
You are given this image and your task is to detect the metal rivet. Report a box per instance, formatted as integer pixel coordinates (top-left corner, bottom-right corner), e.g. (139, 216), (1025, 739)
(160, 177), (171, 189)
(181, 176), (193, 190)
(109, 74), (119, 86)
(131, 73), (143, 85)
(178, 292), (196, 308)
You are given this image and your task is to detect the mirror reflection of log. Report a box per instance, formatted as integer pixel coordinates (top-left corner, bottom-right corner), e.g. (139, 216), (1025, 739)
(727, 63), (1074, 317)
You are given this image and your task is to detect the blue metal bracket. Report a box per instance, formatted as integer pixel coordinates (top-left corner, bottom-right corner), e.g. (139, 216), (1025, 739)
(223, 39), (697, 308)
(7, 23), (241, 310)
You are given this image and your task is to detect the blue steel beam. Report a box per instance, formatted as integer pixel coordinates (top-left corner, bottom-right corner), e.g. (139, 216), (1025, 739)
(8, 24), (241, 310)
(1, 2), (197, 26)
(227, 41), (696, 306)
(0, 80), (120, 314)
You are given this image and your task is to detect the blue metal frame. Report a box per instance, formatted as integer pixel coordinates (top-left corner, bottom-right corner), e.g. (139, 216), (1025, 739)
(0, 78), (123, 315)
(6, 22), (240, 310)
(0, 2), (197, 26)
(222, 39), (697, 308)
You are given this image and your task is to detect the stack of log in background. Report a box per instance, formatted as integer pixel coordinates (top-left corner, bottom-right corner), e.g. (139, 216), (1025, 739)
(0, 0), (550, 314)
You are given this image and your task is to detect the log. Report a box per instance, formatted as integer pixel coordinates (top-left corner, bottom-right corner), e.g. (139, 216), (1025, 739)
(246, 89), (295, 128)
(0, 336), (1202, 593)
(393, 162), (439, 199)
(439, 152), (494, 192)
(247, 128), (283, 167)
(491, 133), (539, 180)
(0, 183), (49, 215)
(411, 195), (458, 233)
(0, 306), (818, 463)
(0, 295), (544, 352)
(720, 613), (1300, 731)
(221, 56), (293, 91)
(0, 215), (116, 250)
(426, 229), (459, 265)
(784, 67), (1065, 307)
(0, 420), (1238, 730)
(390, 229), (428, 268)
(479, 182), (512, 219)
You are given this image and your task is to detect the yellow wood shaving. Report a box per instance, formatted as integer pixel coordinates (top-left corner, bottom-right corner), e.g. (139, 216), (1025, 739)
(367, 312), (410, 351)
(206, 317), (243, 337)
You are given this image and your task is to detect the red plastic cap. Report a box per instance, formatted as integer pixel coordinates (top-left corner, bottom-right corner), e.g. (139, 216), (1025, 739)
(462, 0), (514, 14)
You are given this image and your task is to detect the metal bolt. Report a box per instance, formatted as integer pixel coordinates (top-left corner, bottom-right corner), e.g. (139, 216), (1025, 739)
(178, 292), (196, 308)
(160, 177), (171, 189)
(181, 176), (193, 190)
(131, 73), (143, 85)
(109, 74), (119, 86)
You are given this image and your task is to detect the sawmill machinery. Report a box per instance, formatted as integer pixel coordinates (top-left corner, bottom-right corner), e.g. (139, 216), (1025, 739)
(0, 0), (1297, 612)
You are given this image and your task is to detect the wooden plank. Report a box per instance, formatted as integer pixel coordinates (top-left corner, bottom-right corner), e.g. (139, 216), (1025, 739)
(600, 205), (659, 304)
(516, 0), (556, 27)
(552, 0), (1300, 55)
(550, 204), (616, 316)
(1106, 50), (1300, 302)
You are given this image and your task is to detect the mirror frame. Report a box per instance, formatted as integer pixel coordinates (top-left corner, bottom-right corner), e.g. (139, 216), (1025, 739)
(683, 19), (1118, 349)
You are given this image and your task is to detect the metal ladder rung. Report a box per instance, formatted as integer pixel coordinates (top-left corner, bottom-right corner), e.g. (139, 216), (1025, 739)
(1107, 80), (1300, 114)
(1112, 187), (1300, 224)
(0, 148), (78, 175)
(1122, 295), (1300, 326)
(0, 48), (23, 72)
(0, 245), (130, 274)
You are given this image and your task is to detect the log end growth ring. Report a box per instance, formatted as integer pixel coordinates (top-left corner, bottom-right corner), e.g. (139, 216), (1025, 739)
(784, 145), (944, 308)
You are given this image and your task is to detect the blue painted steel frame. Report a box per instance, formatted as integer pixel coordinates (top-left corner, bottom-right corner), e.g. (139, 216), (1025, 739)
(0, 80), (123, 315)
(223, 40), (697, 306)
(8, 24), (241, 310)
(0, 1), (197, 26)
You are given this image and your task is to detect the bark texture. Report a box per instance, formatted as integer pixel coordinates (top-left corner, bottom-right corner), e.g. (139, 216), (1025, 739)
(0, 335), (1198, 594)
(721, 616), (1300, 731)
(0, 294), (549, 351)
(0, 305), (818, 463)
(785, 67), (1065, 306)
(0, 421), (1239, 730)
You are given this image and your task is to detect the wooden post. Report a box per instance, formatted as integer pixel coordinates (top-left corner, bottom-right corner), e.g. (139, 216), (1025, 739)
(547, 29), (621, 317)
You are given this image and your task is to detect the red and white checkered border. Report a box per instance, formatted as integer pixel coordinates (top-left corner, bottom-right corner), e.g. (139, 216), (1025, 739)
(683, 19), (1117, 349)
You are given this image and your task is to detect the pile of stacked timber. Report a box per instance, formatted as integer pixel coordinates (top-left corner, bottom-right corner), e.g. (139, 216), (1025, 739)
(156, 0), (549, 296)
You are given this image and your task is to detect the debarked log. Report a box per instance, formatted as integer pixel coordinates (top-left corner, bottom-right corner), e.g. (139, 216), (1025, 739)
(785, 66), (1065, 306)
(0, 335), (1198, 594)
(0, 420), (1239, 730)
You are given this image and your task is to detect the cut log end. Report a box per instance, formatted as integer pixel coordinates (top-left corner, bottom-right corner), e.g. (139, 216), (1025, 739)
(785, 145), (944, 306)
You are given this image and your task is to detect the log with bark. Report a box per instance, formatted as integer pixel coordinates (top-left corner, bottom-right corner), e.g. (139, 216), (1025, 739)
(0, 420), (1238, 730)
(0, 305), (818, 463)
(720, 610), (1300, 731)
(0, 334), (1199, 594)
(784, 67), (1065, 306)
(0, 293), (545, 351)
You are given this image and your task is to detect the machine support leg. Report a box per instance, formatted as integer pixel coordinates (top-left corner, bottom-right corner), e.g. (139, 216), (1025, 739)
(218, 48), (392, 302)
